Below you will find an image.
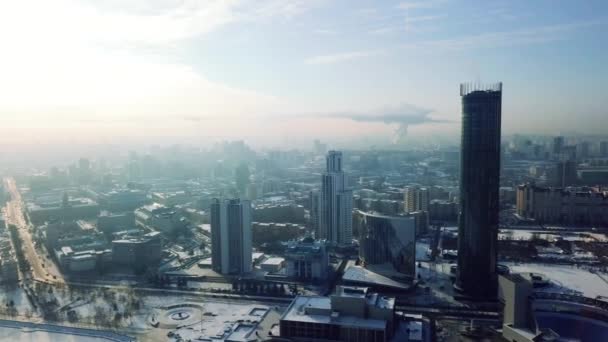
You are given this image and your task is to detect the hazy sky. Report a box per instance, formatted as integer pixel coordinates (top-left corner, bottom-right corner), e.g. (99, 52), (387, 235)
(0, 0), (606, 147)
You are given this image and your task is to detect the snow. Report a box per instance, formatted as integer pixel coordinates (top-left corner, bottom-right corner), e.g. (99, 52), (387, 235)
(416, 241), (431, 261)
(506, 262), (608, 298)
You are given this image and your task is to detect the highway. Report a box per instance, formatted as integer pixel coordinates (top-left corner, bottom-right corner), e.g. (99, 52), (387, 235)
(3, 177), (64, 285)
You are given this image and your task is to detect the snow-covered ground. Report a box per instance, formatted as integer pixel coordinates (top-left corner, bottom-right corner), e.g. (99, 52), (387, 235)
(505, 262), (608, 298)
(416, 241), (431, 261)
(0, 329), (116, 342)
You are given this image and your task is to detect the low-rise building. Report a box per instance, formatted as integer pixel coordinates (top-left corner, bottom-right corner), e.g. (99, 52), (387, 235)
(112, 231), (162, 270)
(98, 211), (135, 234)
(280, 286), (395, 342)
(27, 197), (99, 225)
(97, 189), (148, 211)
(260, 257), (285, 273)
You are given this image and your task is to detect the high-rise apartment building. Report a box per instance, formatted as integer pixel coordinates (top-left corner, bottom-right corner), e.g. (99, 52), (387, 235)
(552, 160), (577, 187)
(456, 83), (502, 299)
(552, 136), (564, 156)
(600, 141), (608, 157)
(309, 190), (321, 236)
(210, 198), (252, 275)
(403, 186), (429, 213)
(319, 151), (353, 245)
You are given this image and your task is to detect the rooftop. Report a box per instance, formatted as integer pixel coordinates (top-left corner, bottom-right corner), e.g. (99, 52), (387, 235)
(281, 296), (388, 330)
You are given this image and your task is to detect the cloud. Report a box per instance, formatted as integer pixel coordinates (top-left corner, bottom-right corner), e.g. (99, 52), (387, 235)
(320, 103), (449, 144)
(397, 0), (447, 11)
(305, 50), (385, 65)
(402, 21), (601, 52)
(313, 28), (338, 35)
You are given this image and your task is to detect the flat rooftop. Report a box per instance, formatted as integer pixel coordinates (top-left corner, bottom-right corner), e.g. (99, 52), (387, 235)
(282, 296), (388, 330)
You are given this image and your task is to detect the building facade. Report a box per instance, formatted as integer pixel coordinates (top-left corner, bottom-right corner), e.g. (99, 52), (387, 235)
(210, 198), (252, 275)
(280, 286), (395, 342)
(456, 83), (502, 299)
(284, 237), (329, 281)
(403, 186), (429, 213)
(355, 211), (416, 277)
(516, 183), (608, 226)
(319, 151), (353, 245)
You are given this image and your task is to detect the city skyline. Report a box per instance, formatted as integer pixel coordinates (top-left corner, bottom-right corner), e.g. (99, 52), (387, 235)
(0, 0), (607, 147)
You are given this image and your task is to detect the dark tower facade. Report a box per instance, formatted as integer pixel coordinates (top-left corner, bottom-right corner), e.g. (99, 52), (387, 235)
(455, 83), (502, 299)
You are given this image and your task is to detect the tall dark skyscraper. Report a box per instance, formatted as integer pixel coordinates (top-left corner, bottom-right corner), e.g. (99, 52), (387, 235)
(455, 83), (502, 299)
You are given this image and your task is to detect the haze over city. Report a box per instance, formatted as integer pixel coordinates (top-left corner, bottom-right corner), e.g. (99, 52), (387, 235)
(1, 0), (607, 151)
(0, 1), (608, 342)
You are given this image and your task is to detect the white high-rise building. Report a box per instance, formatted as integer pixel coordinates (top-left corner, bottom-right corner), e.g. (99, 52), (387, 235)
(210, 198), (252, 275)
(404, 186), (429, 213)
(319, 151), (353, 245)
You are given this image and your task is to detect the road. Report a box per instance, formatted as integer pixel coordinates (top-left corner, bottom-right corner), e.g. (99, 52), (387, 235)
(3, 177), (64, 285)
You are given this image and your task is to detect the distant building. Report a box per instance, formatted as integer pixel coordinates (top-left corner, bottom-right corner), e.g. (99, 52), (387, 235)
(319, 151), (353, 245)
(280, 286), (395, 342)
(112, 231), (161, 270)
(578, 169), (608, 185)
(600, 141), (608, 157)
(134, 203), (186, 233)
(578, 141), (591, 159)
(97, 189), (148, 212)
(429, 200), (458, 223)
(97, 211), (135, 234)
(56, 246), (112, 273)
(552, 136), (564, 156)
(210, 198), (252, 275)
(355, 211), (416, 277)
(253, 203), (305, 223)
(284, 237), (329, 282)
(27, 197), (99, 225)
(516, 183), (608, 226)
(403, 186), (429, 213)
(550, 160), (578, 187)
(309, 190), (321, 234)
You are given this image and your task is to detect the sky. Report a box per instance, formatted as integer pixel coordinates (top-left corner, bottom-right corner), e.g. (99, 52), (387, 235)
(0, 0), (606, 148)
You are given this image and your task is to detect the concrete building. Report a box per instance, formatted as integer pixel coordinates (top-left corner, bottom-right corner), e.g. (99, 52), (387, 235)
(112, 231), (161, 270)
(319, 151), (353, 245)
(260, 257), (284, 273)
(253, 203), (305, 223)
(600, 141), (608, 157)
(134, 203), (185, 233)
(552, 136), (564, 156)
(284, 237), (329, 282)
(97, 189), (148, 211)
(355, 211), (416, 277)
(310, 190), (321, 235)
(27, 197), (99, 225)
(456, 82), (502, 299)
(550, 160), (577, 187)
(97, 211), (135, 234)
(210, 198), (252, 275)
(429, 199), (458, 223)
(516, 183), (608, 226)
(403, 186), (429, 213)
(280, 286), (395, 342)
(56, 247), (112, 273)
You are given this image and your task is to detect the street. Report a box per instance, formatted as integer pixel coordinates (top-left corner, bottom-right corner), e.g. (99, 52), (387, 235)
(3, 177), (64, 285)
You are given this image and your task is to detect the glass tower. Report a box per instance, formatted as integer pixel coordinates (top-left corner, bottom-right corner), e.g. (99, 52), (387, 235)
(455, 83), (502, 299)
